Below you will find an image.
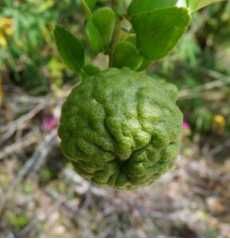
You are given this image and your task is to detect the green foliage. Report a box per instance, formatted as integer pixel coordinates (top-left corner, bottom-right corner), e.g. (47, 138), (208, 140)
(1, 0), (225, 96)
(154, 2), (230, 136)
(6, 212), (29, 231)
(0, 0), (81, 94)
(14, 63), (49, 95)
(112, 41), (143, 70)
(131, 7), (191, 61)
(86, 7), (116, 53)
(54, 25), (85, 73)
(83, 0), (97, 11)
(187, 0), (225, 12)
(191, 108), (213, 133)
(128, 0), (177, 16)
(53, 1), (194, 73)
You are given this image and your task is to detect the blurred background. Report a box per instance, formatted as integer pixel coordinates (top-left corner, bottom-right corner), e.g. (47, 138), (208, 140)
(0, 0), (229, 237)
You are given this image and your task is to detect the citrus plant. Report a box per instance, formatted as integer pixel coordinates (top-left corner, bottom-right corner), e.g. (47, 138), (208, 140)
(54, 0), (225, 189)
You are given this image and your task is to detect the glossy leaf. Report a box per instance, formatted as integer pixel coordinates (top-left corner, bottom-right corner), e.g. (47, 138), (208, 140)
(112, 41), (143, 70)
(131, 7), (191, 61)
(186, 0), (225, 12)
(54, 25), (85, 72)
(86, 7), (116, 53)
(128, 0), (177, 17)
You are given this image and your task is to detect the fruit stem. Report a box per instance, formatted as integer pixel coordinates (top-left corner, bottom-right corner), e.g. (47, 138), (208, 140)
(111, 0), (116, 8)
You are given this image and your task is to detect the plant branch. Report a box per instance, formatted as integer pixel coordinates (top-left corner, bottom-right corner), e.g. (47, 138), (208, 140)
(111, 0), (116, 8)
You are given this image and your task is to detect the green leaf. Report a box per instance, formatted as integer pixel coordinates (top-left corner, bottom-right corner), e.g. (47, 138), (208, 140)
(186, 0), (225, 12)
(81, 0), (92, 17)
(54, 25), (85, 73)
(86, 20), (104, 53)
(131, 7), (191, 61)
(81, 0), (97, 17)
(112, 41), (143, 70)
(85, 0), (97, 10)
(86, 7), (116, 53)
(128, 0), (177, 17)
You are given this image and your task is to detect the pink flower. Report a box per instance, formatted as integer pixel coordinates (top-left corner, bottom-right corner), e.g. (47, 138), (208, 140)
(183, 121), (190, 130)
(42, 115), (58, 132)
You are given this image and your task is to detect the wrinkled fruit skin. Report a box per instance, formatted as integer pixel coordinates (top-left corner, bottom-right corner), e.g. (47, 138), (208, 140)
(59, 68), (183, 189)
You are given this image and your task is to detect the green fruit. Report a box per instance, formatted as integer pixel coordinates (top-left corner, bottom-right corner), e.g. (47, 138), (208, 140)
(59, 68), (183, 189)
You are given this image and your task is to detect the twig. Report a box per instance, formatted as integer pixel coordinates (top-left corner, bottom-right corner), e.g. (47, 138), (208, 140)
(0, 131), (40, 161)
(32, 130), (58, 174)
(0, 101), (46, 132)
(0, 77), (4, 106)
(62, 167), (107, 197)
(13, 95), (48, 105)
(0, 100), (48, 145)
(0, 130), (57, 214)
(179, 70), (230, 99)
(210, 139), (230, 156)
(44, 189), (79, 217)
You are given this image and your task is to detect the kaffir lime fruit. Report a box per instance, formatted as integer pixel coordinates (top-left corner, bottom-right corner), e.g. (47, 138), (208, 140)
(59, 68), (183, 189)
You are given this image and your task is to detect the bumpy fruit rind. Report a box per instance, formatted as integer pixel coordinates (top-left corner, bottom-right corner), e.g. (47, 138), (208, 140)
(59, 68), (183, 189)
